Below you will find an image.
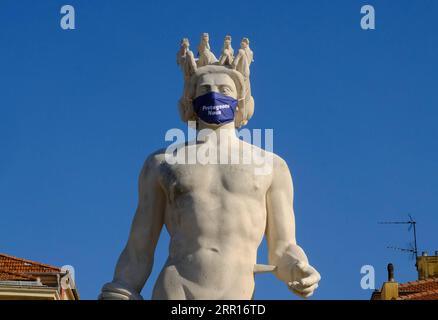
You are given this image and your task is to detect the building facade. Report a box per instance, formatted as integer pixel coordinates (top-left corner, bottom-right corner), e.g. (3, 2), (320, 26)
(0, 253), (79, 300)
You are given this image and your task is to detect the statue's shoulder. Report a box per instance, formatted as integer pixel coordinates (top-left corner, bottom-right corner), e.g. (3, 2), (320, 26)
(262, 148), (291, 174)
(149, 147), (169, 161)
(265, 152), (291, 176)
(140, 148), (168, 174)
(240, 140), (288, 166)
(271, 153), (289, 170)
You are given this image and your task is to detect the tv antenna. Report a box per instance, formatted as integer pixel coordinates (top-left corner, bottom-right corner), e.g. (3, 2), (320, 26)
(378, 214), (418, 259)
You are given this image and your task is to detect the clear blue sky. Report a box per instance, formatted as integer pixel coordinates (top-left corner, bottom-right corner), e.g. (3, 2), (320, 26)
(1, 0), (437, 300)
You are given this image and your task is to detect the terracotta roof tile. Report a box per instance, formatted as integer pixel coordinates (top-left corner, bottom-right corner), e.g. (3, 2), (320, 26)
(399, 289), (438, 300)
(399, 278), (438, 294)
(372, 277), (438, 300)
(0, 253), (61, 274)
(0, 270), (38, 281)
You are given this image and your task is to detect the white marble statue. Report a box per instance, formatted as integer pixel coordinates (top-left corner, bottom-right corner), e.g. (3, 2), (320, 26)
(176, 38), (197, 95)
(176, 38), (197, 82)
(232, 37), (254, 125)
(218, 35), (234, 66)
(232, 37), (253, 80)
(99, 34), (320, 300)
(196, 33), (218, 67)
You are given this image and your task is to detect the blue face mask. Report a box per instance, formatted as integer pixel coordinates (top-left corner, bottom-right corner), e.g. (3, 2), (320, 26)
(192, 92), (238, 125)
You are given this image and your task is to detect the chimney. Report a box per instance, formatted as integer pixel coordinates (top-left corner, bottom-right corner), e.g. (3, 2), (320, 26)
(387, 263), (395, 282)
(381, 263), (399, 300)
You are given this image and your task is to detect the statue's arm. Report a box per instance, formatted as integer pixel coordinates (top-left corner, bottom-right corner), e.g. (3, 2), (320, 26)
(265, 156), (320, 298)
(99, 155), (165, 300)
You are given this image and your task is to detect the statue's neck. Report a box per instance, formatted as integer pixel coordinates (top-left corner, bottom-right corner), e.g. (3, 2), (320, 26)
(196, 121), (237, 142)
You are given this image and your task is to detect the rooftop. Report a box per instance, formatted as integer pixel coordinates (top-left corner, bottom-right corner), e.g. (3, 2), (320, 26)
(0, 253), (79, 300)
(398, 277), (438, 300)
(0, 253), (61, 275)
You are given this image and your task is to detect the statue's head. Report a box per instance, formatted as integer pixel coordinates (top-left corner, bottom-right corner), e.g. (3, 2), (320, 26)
(179, 65), (254, 128)
(241, 38), (249, 49)
(177, 34), (255, 128)
(224, 35), (232, 49)
(180, 38), (189, 48)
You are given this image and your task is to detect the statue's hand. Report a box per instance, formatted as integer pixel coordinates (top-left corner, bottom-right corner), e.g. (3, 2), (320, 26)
(287, 261), (321, 298)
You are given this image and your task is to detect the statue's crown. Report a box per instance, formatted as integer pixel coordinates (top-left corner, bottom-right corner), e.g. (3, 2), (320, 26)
(177, 33), (254, 77)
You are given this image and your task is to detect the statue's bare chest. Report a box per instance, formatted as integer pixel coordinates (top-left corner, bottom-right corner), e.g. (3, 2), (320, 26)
(159, 162), (271, 203)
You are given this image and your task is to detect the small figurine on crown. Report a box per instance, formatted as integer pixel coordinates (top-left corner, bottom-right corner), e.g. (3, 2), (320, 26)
(219, 35), (234, 66)
(176, 38), (197, 82)
(232, 37), (253, 79)
(197, 33), (218, 67)
(232, 37), (254, 120)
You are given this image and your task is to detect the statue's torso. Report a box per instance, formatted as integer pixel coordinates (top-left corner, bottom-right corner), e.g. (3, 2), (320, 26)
(152, 141), (274, 299)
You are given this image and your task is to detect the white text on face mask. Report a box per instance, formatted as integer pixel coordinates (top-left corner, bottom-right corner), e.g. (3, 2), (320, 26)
(202, 104), (230, 111)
